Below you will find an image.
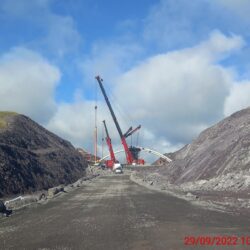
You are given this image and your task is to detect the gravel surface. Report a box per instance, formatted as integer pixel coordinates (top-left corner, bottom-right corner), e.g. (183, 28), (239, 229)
(0, 174), (249, 250)
(131, 167), (250, 216)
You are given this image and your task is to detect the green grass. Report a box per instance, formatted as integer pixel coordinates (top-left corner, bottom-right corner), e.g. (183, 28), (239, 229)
(0, 111), (18, 129)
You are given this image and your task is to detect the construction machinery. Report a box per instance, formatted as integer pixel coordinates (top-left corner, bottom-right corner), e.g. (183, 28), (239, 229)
(123, 125), (144, 165)
(95, 76), (145, 165)
(102, 120), (117, 168)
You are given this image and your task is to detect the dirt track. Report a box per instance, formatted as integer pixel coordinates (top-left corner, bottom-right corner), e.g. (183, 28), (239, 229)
(0, 174), (249, 250)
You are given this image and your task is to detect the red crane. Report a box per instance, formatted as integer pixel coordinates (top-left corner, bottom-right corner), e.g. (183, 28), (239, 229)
(103, 120), (116, 168)
(124, 125), (141, 138)
(95, 76), (144, 165)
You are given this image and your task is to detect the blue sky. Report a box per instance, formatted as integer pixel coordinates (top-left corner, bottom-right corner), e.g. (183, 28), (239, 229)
(1, 0), (250, 161)
(0, 0), (157, 102)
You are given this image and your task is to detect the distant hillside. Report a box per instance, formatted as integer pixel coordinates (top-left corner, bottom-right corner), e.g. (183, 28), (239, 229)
(77, 148), (100, 162)
(159, 107), (250, 191)
(0, 112), (87, 197)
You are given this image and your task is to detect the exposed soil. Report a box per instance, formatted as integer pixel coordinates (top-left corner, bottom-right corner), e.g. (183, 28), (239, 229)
(0, 113), (87, 197)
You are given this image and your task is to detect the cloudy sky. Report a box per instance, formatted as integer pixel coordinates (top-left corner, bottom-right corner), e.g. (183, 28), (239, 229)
(1, 0), (250, 162)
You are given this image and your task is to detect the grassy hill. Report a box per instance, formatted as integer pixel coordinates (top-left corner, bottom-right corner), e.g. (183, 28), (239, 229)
(0, 112), (17, 129)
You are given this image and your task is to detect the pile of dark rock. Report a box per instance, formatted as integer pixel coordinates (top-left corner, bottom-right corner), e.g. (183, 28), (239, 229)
(152, 107), (250, 192)
(0, 113), (88, 197)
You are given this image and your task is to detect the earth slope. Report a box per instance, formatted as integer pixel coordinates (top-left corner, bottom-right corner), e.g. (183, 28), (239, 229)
(159, 107), (250, 192)
(0, 112), (87, 197)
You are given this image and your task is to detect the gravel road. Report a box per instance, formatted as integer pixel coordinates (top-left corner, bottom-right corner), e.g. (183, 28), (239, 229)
(0, 174), (249, 250)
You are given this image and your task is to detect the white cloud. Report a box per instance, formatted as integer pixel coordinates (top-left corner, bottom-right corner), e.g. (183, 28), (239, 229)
(81, 41), (143, 86)
(0, 0), (82, 57)
(47, 101), (91, 147)
(224, 81), (250, 116)
(114, 31), (244, 144)
(0, 31), (242, 164)
(1, 1), (250, 163)
(198, 30), (245, 57)
(0, 32), (245, 163)
(46, 98), (123, 152)
(0, 47), (60, 123)
(48, 31), (248, 161)
(46, 100), (96, 149)
(46, 97), (176, 163)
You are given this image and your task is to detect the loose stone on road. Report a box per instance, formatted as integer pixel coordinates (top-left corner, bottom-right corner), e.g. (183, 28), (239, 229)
(0, 175), (249, 250)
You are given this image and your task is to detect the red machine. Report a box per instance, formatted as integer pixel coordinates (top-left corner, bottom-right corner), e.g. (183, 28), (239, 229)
(95, 76), (144, 165)
(103, 120), (116, 168)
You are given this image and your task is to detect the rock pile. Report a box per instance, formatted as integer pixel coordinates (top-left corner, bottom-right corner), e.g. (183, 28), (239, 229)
(0, 113), (87, 197)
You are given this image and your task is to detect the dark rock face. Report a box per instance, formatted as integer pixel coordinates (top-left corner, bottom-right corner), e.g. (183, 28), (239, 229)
(162, 107), (250, 185)
(0, 200), (5, 213)
(77, 148), (100, 162)
(0, 114), (87, 197)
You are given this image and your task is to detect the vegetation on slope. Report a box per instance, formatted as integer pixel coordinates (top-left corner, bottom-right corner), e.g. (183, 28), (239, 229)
(0, 112), (17, 129)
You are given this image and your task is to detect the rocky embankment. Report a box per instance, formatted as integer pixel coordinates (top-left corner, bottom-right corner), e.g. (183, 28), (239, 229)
(0, 164), (116, 215)
(133, 107), (250, 213)
(0, 112), (88, 198)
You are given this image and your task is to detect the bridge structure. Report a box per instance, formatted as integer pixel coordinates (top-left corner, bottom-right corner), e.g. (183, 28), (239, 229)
(99, 147), (172, 163)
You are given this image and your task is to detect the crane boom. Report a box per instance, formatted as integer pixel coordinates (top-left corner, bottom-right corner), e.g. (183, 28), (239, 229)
(95, 76), (134, 164)
(95, 76), (123, 138)
(123, 126), (133, 138)
(124, 125), (141, 138)
(103, 120), (116, 164)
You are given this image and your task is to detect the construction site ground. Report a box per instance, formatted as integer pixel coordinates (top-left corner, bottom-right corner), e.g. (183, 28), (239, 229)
(0, 174), (249, 250)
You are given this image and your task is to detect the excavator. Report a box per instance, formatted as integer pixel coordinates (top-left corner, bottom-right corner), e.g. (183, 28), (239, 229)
(96, 76), (145, 166)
